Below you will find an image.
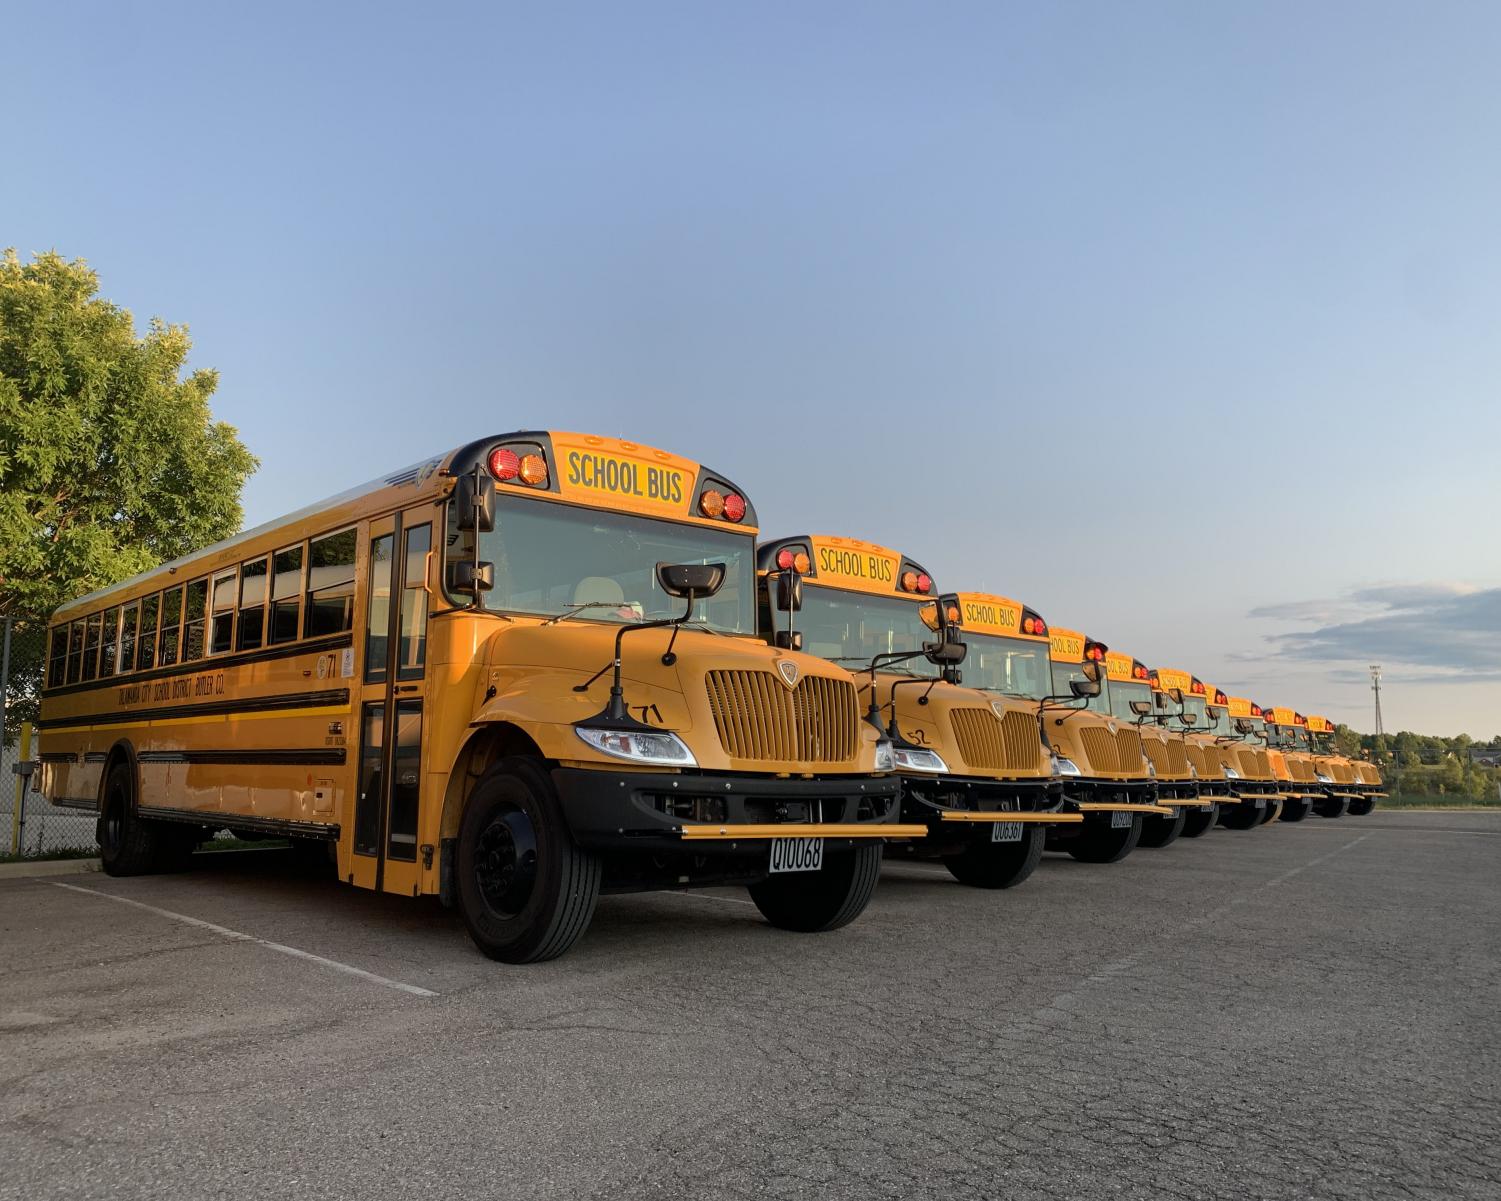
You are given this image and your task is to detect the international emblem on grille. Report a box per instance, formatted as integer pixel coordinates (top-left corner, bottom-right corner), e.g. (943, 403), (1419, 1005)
(990, 701), (1007, 720)
(776, 659), (800, 689)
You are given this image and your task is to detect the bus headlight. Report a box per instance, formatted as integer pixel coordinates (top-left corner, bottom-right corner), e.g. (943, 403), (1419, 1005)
(1316, 773), (1333, 783)
(1188, 764), (1198, 779)
(575, 727), (698, 767)
(1223, 766), (1240, 779)
(874, 739), (896, 771)
(891, 745), (949, 773)
(1146, 763), (1157, 777)
(1051, 755), (1081, 777)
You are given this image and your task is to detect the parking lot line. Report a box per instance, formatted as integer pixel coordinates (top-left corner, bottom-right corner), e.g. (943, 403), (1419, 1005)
(655, 889), (758, 906)
(47, 882), (439, 998)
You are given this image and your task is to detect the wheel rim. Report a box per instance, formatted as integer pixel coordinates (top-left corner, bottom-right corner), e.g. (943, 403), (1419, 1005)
(474, 807), (539, 919)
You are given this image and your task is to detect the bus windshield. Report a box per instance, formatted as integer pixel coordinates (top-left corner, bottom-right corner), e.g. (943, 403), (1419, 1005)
(963, 633), (1051, 699)
(1207, 707), (1234, 737)
(1051, 662), (1110, 715)
(794, 588), (940, 677)
(462, 496), (757, 633)
(1179, 694), (1207, 730)
(1108, 679), (1152, 723)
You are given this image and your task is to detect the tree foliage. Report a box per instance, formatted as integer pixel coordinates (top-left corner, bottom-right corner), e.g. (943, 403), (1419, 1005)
(1336, 723), (1501, 800)
(1, 249), (256, 735)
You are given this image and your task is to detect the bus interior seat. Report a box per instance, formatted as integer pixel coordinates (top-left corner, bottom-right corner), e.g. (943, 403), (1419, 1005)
(573, 577), (625, 607)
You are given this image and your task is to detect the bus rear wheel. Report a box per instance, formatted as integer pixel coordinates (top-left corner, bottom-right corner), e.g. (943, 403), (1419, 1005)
(99, 762), (167, 876)
(1180, 803), (1219, 838)
(1347, 796), (1375, 816)
(943, 824), (1045, 889)
(1067, 813), (1141, 863)
(1138, 807), (1187, 849)
(1314, 796), (1349, 819)
(455, 757), (601, 964)
(748, 842), (882, 932)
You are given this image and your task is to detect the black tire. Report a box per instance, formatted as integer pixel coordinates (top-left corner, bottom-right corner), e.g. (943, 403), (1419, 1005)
(748, 842), (882, 932)
(1180, 803), (1219, 838)
(943, 824), (1045, 889)
(455, 757), (601, 964)
(1138, 807), (1187, 849)
(1067, 812), (1142, 863)
(1314, 796), (1349, 819)
(289, 836), (337, 877)
(98, 762), (163, 876)
(1259, 798), (1282, 824)
(1279, 798), (1311, 823)
(1218, 801), (1262, 830)
(1347, 796), (1375, 816)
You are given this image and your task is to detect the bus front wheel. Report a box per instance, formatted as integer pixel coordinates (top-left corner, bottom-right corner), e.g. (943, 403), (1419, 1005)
(943, 824), (1045, 889)
(1180, 803), (1219, 838)
(1067, 813), (1141, 864)
(1348, 797), (1375, 816)
(455, 758), (601, 964)
(1314, 796), (1349, 819)
(748, 842), (882, 932)
(1279, 798), (1311, 823)
(1138, 807), (1187, 849)
(1218, 802), (1261, 830)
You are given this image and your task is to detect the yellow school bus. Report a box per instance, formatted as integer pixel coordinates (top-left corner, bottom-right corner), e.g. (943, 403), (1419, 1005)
(1041, 628), (1169, 862)
(1261, 707), (1326, 822)
(751, 541), (1078, 890)
(1303, 714), (1374, 816)
(36, 431), (910, 962)
(1219, 697), (1285, 828)
(1142, 666), (1221, 840)
(1097, 653), (1197, 847)
(1184, 683), (1239, 821)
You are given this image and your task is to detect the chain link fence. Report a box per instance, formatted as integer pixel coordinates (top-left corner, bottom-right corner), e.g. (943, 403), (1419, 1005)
(3, 619), (97, 856)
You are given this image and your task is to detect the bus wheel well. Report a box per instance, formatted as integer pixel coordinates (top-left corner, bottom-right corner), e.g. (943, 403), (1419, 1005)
(98, 741), (139, 811)
(439, 723), (547, 842)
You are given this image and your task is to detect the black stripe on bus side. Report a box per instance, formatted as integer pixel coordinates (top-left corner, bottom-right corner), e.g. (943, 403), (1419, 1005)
(137, 748), (348, 767)
(35, 688), (351, 731)
(84, 752), (108, 763)
(137, 805), (340, 839)
(39, 752), (78, 764)
(40, 633), (355, 701)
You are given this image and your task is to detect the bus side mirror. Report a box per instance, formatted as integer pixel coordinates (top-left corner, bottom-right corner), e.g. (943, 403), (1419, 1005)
(923, 593), (967, 666)
(775, 572), (802, 612)
(447, 561), (494, 594)
(1169, 687), (1184, 705)
(455, 473), (495, 533)
(657, 562), (726, 600)
(1130, 699), (1152, 716)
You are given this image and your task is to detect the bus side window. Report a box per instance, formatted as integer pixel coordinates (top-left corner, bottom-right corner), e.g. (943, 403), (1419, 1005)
(100, 607), (119, 677)
(210, 570), (237, 655)
(398, 524), (431, 680)
(183, 578), (208, 661)
(306, 528), (357, 638)
(80, 614), (102, 683)
(66, 620), (85, 684)
(269, 545), (304, 645)
(46, 626), (67, 689)
(159, 586), (184, 667)
(238, 557), (268, 651)
(138, 595), (159, 671)
(119, 603), (139, 673)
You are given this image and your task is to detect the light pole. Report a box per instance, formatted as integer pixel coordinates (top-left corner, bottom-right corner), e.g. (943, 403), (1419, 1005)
(1370, 664), (1383, 737)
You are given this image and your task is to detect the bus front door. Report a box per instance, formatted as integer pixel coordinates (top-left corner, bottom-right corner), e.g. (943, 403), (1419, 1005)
(352, 510), (433, 896)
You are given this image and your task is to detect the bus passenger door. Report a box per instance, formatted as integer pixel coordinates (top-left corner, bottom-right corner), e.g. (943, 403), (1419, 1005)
(352, 511), (433, 896)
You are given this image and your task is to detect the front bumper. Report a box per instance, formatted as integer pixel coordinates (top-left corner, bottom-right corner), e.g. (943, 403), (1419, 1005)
(551, 766), (909, 852)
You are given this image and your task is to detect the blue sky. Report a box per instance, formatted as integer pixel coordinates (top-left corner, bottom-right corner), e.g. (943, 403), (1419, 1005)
(6, 1), (1499, 735)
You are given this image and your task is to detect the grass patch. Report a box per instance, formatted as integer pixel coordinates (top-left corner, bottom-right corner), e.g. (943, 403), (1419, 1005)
(197, 836), (288, 852)
(1379, 794), (1501, 810)
(0, 846), (99, 865)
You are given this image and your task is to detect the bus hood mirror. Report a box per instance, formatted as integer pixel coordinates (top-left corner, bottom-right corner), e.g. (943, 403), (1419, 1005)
(774, 630), (803, 651)
(657, 562), (726, 600)
(1070, 677), (1101, 699)
(447, 561), (494, 594)
(1129, 699), (1152, 716)
(1179, 711), (1198, 726)
(1234, 719), (1253, 735)
(1169, 687), (1184, 705)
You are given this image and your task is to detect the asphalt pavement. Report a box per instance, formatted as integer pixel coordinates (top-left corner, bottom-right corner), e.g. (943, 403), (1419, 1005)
(1, 810), (1497, 1201)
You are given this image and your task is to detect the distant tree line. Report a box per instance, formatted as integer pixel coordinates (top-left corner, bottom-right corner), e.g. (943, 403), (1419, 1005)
(1333, 725), (1501, 800)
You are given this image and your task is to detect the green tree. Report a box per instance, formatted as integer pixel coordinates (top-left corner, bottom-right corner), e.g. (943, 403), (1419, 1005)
(1, 249), (256, 734)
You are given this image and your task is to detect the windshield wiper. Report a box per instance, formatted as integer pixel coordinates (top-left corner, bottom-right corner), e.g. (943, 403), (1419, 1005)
(543, 601), (643, 626)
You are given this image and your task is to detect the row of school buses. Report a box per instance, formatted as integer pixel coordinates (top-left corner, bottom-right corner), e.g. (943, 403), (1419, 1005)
(35, 430), (1385, 962)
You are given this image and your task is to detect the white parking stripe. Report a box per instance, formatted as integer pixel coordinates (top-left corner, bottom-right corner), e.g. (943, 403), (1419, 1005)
(653, 889), (758, 906)
(47, 882), (438, 998)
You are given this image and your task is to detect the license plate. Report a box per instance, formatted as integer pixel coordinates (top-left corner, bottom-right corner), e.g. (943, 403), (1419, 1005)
(991, 821), (1023, 843)
(1110, 810), (1133, 829)
(769, 837), (823, 874)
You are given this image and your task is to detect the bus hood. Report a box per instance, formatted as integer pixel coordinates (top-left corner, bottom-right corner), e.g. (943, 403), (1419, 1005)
(870, 674), (1049, 779)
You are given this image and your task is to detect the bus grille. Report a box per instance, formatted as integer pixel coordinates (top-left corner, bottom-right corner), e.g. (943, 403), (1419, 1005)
(1166, 740), (1188, 776)
(1236, 748), (1270, 778)
(950, 708), (1039, 773)
(703, 671), (858, 764)
(1078, 727), (1119, 773)
(1116, 728), (1144, 774)
(1333, 761), (1355, 784)
(1290, 759), (1314, 782)
(1142, 738), (1169, 775)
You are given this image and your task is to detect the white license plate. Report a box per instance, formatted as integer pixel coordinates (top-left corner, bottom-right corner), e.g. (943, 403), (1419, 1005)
(991, 821), (1023, 843)
(1110, 810), (1133, 829)
(769, 837), (824, 874)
